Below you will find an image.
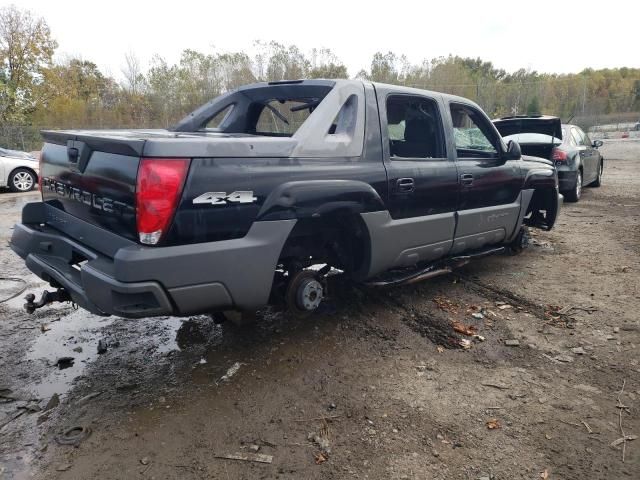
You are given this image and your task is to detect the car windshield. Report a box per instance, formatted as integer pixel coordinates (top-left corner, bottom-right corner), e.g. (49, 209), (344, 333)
(503, 133), (562, 145)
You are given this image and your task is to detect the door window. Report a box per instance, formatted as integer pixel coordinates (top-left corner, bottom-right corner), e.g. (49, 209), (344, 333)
(386, 95), (446, 159)
(450, 103), (499, 158)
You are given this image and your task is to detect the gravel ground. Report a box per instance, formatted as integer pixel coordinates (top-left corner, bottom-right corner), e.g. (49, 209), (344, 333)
(0, 140), (639, 480)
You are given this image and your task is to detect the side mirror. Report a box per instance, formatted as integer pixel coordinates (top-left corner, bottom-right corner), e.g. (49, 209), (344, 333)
(502, 140), (521, 161)
(593, 139), (603, 148)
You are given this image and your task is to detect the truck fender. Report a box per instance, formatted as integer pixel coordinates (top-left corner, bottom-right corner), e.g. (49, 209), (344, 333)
(522, 167), (557, 190)
(256, 180), (386, 221)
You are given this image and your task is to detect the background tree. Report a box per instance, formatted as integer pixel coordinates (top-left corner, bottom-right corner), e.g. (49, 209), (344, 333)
(0, 4), (57, 122)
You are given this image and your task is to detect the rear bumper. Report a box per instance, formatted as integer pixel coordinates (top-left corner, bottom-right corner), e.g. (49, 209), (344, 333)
(11, 203), (295, 318)
(557, 169), (578, 192)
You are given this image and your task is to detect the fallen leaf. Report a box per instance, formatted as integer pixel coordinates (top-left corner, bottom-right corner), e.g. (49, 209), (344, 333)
(486, 418), (501, 430)
(610, 435), (638, 447)
(540, 469), (549, 479)
(459, 339), (472, 349)
(314, 452), (328, 464)
(452, 321), (478, 336)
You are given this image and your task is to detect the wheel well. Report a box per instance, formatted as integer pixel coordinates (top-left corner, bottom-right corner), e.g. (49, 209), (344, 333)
(277, 212), (371, 280)
(525, 187), (558, 230)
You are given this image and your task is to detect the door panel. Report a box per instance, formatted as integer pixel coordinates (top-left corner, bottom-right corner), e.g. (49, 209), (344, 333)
(579, 128), (598, 182)
(367, 87), (459, 272)
(449, 102), (523, 248)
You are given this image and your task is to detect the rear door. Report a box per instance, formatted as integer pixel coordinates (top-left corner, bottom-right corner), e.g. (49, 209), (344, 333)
(576, 127), (599, 183)
(448, 102), (523, 254)
(570, 127), (593, 181)
(374, 87), (459, 266)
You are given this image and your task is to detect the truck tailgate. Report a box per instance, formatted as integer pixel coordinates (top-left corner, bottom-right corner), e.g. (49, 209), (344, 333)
(40, 131), (142, 247)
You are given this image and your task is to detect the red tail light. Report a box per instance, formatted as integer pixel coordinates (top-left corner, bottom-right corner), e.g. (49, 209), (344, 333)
(552, 148), (567, 162)
(136, 158), (190, 245)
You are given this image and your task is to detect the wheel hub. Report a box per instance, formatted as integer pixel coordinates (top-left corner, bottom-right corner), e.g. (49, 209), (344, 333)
(296, 277), (324, 311)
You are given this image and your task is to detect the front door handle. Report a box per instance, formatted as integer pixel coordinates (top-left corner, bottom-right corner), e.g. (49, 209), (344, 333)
(461, 173), (474, 186)
(396, 177), (415, 193)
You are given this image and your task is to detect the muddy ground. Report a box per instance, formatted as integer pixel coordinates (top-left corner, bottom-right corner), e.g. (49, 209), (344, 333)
(1, 141), (639, 479)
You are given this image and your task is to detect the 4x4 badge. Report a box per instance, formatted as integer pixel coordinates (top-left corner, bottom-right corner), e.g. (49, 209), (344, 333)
(192, 191), (257, 206)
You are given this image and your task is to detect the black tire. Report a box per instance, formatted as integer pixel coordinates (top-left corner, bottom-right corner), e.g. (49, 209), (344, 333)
(8, 168), (37, 192)
(563, 169), (582, 202)
(591, 160), (603, 187)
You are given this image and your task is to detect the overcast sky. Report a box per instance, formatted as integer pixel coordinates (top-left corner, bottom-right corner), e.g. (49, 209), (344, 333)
(8, 0), (639, 79)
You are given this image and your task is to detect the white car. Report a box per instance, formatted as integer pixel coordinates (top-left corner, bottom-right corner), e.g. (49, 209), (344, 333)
(0, 147), (40, 192)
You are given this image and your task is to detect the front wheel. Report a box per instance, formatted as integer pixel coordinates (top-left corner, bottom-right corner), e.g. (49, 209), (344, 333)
(564, 170), (582, 202)
(8, 168), (37, 192)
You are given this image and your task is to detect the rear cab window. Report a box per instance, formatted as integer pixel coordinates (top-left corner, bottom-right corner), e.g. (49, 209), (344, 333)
(255, 99), (322, 136)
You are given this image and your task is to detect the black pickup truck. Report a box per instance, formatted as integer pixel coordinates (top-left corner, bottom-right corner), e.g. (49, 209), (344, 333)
(11, 79), (561, 317)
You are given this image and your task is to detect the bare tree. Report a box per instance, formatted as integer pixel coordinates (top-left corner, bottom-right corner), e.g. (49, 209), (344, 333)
(122, 51), (143, 95)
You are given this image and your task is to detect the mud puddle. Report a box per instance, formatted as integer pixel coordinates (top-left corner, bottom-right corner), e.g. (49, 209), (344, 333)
(23, 312), (211, 400)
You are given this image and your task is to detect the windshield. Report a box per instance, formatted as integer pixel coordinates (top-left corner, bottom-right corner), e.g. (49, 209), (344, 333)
(503, 133), (562, 145)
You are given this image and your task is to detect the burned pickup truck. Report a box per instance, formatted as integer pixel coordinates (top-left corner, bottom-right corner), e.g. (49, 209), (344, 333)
(11, 79), (561, 317)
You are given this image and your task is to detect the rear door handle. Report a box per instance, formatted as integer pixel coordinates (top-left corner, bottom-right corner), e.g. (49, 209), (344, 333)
(460, 173), (474, 186)
(396, 177), (415, 193)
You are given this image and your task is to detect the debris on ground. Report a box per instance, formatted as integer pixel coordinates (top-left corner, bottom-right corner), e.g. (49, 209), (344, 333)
(218, 362), (243, 383)
(432, 296), (458, 313)
(554, 354), (574, 363)
(486, 419), (501, 430)
(44, 393), (60, 411)
(308, 423), (331, 455)
(571, 347), (586, 355)
(504, 339), (520, 347)
(140, 457), (149, 465)
(459, 339), (472, 349)
(97, 339), (108, 354)
(214, 452), (273, 464)
(54, 357), (74, 369)
(75, 392), (102, 406)
(55, 464), (72, 472)
(314, 452), (328, 464)
(610, 435), (638, 447)
(452, 321), (477, 336)
(55, 426), (92, 446)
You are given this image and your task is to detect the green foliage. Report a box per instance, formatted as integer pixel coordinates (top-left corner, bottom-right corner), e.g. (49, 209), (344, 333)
(0, 4), (57, 123)
(527, 96), (540, 115)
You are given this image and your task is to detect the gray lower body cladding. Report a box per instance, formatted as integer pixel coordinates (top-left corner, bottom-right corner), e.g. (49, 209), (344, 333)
(361, 191), (534, 277)
(10, 203), (296, 318)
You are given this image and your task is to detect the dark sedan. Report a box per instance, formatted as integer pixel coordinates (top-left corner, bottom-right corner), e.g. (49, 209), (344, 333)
(493, 116), (603, 202)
